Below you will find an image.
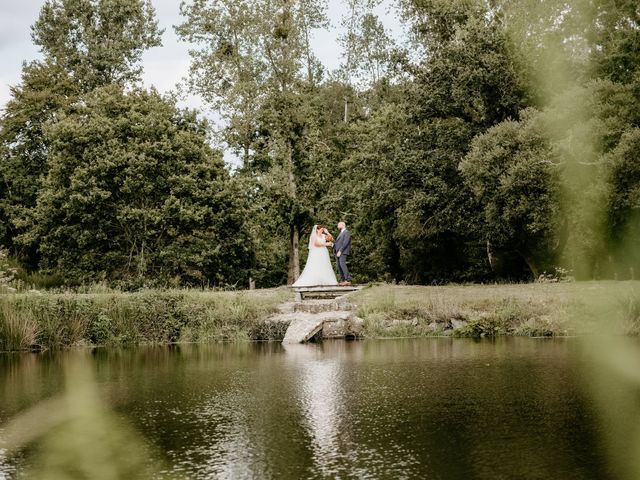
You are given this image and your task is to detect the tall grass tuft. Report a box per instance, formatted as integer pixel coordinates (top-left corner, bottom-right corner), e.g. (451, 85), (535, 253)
(0, 302), (39, 351)
(621, 293), (640, 335)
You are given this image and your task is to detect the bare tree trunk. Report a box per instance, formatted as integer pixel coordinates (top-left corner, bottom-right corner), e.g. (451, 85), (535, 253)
(138, 240), (146, 278)
(344, 97), (349, 123)
(285, 141), (299, 284)
(287, 224), (300, 284)
(486, 239), (495, 270)
(522, 254), (540, 280)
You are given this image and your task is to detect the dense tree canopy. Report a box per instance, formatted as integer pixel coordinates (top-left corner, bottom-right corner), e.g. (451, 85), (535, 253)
(33, 0), (161, 89)
(0, 0), (162, 268)
(461, 110), (564, 278)
(1, 0), (640, 287)
(27, 86), (249, 286)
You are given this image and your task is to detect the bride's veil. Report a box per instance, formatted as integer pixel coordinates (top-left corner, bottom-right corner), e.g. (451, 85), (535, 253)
(308, 225), (318, 249)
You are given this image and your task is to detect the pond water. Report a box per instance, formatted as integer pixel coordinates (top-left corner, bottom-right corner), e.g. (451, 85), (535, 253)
(0, 338), (624, 479)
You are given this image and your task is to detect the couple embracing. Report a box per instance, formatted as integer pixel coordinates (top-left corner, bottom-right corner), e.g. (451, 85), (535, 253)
(293, 222), (352, 287)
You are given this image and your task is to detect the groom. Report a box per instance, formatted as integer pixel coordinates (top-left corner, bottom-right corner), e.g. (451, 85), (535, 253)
(333, 221), (352, 286)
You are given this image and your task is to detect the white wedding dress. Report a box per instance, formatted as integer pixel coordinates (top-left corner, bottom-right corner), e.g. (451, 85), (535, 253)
(293, 225), (338, 287)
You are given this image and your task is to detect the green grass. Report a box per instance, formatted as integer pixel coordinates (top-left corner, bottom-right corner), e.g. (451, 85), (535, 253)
(2, 281), (638, 350)
(0, 288), (292, 351)
(351, 281), (640, 338)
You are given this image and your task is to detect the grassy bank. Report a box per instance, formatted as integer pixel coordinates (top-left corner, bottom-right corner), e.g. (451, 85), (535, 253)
(351, 282), (640, 338)
(0, 288), (292, 351)
(1, 282), (638, 350)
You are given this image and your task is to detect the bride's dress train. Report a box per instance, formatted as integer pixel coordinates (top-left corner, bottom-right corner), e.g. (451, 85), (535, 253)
(293, 226), (338, 287)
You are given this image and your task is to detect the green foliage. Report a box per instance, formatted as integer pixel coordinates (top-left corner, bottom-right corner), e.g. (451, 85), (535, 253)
(0, 62), (78, 261)
(461, 109), (564, 278)
(541, 81), (640, 278)
(0, 248), (18, 289)
(3, 0), (640, 286)
(589, 0), (640, 84)
(607, 129), (640, 276)
(32, 0), (162, 89)
(411, 8), (525, 127)
(23, 85), (250, 286)
(178, 0), (335, 283)
(0, 0), (162, 267)
(336, 1), (528, 283)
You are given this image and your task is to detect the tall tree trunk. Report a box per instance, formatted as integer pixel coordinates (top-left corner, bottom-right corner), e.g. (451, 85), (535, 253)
(486, 239), (495, 270)
(521, 253), (540, 280)
(344, 97), (349, 123)
(287, 224), (300, 284)
(285, 140), (299, 284)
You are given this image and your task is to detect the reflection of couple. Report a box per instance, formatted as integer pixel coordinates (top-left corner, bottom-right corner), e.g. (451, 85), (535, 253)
(293, 222), (352, 287)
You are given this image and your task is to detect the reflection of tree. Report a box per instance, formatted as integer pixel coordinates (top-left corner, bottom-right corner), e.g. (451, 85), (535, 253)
(0, 352), (65, 417)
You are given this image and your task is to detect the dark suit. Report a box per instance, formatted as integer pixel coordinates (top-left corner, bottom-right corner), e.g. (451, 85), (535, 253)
(333, 228), (352, 281)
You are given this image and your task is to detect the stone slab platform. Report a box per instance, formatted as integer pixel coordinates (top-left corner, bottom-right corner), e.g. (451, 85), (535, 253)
(292, 285), (364, 301)
(281, 311), (352, 344)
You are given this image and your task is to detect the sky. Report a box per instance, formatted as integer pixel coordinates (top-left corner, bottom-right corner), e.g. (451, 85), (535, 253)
(0, 0), (405, 115)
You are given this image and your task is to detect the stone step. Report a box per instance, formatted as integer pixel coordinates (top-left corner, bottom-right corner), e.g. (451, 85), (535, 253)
(281, 311), (353, 344)
(282, 315), (325, 344)
(293, 285), (364, 301)
(277, 302), (296, 314)
(293, 298), (351, 314)
(322, 314), (364, 338)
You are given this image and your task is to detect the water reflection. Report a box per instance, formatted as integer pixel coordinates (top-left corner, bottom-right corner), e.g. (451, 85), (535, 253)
(283, 344), (347, 477)
(0, 352), (159, 478)
(0, 339), (625, 479)
(190, 374), (255, 478)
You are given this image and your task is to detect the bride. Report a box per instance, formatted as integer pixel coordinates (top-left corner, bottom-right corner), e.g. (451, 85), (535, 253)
(293, 224), (338, 287)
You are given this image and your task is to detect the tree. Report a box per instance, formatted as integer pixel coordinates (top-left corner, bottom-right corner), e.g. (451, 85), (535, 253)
(338, 0), (399, 122)
(541, 81), (639, 279)
(488, 0), (593, 104)
(460, 79), (640, 280)
(0, 61), (77, 256)
(0, 0), (162, 266)
(338, 0), (527, 283)
(32, 0), (161, 89)
(409, 8), (525, 128)
(29, 85), (249, 286)
(607, 129), (640, 277)
(586, 0), (640, 85)
(177, 0), (329, 284)
(460, 110), (565, 278)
